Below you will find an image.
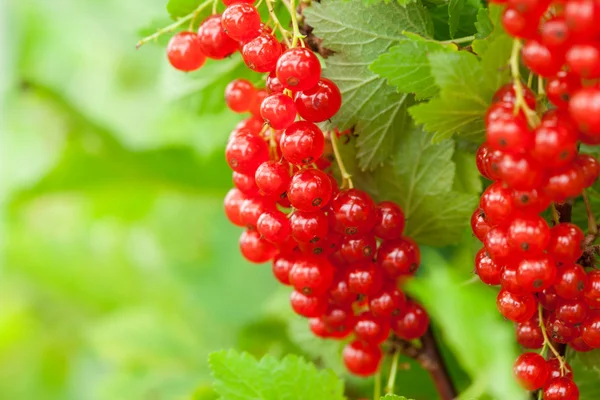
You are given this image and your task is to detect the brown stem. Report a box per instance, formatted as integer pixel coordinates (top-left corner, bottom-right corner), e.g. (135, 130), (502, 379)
(392, 327), (457, 400)
(554, 202), (572, 224)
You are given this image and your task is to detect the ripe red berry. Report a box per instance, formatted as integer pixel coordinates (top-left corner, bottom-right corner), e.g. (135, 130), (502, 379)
(309, 317), (330, 338)
(289, 255), (334, 296)
(502, 8), (539, 39)
(479, 182), (515, 226)
(224, 188), (248, 227)
(581, 313), (600, 348)
(507, 215), (550, 255)
(486, 112), (532, 153)
(377, 237), (421, 277)
(329, 189), (377, 236)
(496, 289), (537, 322)
(373, 201), (406, 241)
(501, 264), (527, 294)
(543, 377), (580, 400)
(329, 271), (356, 306)
(493, 83), (536, 109)
(294, 78), (342, 122)
(548, 223), (585, 264)
(166, 31), (206, 71)
(540, 16), (570, 51)
(475, 144), (492, 178)
(391, 301), (429, 340)
(241, 33), (283, 73)
(511, 188), (551, 214)
(484, 227), (513, 264)
(584, 270), (600, 308)
(255, 161), (291, 198)
(239, 197), (276, 228)
(516, 255), (557, 292)
(225, 79), (257, 113)
(547, 357), (574, 380)
(521, 40), (564, 77)
(475, 248), (502, 285)
(280, 121), (325, 165)
(288, 168), (333, 212)
(575, 154), (600, 187)
(289, 210), (329, 244)
(496, 152), (544, 190)
(239, 229), (277, 263)
(290, 290), (327, 317)
(546, 72), (581, 109)
(554, 264), (587, 300)
(320, 304), (355, 338)
(471, 208), (491, 242)
(543, 164), (586, 202)
(342, 340), (382, 377)
(513, 352), (549, 391)
(272, 253), (296, 285)
(369, 283), (407, 317)
(354, 312), (390, 345)
(569, 86), (600, 136)
(276, 47), (321, 92)
(530, 124), (578, 170)
(221, 3), (261, 42)
(556, 298), (589, 325)
(564, 0), (600, 39)
(566, 43), (600, 79)
(233, 171), (259, 195)
(540, 286), (560, 311)
(339, 234), (377, 264)
(546, 313), (581, 343)
(266, 71), (284, 94)
(569, 336), (594, 352)
(347, 262), (383, 296)
(257, 209), (291, 244)
(260, 94), (296, 130)
(197, 15), (238, 59)
(516, 316), (544, 349)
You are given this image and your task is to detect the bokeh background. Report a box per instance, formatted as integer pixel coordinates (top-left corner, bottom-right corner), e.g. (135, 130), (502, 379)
(3, 1), (598, 399)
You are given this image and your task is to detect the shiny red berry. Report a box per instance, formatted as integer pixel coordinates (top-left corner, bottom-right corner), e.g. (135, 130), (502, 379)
(347, 262), (383, 296)
(471, 208), (491, 242)
(369, 284), (407, 317)
(276, 47), (321, 92)
(569, 86), (600, 136)
(543, 377), (580, 400)
(294, 78), (342, 122)
(289, 210), (329, 244)
(554, 264), (587, 300)
(521, 40), (564, 77)
(221, 3), (261, 42)
(377, 237), (420, 278)
(225, 79), (257, 113)
(581, 313), (600, 348)
(289, 255), (334, 296)
(272, 253), (296, 285)
(584, 270), (600, 308)
(239, 229), (277, 263)
(516, 316), (544, 349)
(513, 352), (549, 391)
(373, 201), (405, 240)
(257, 209), (291, 244)
(166, 31), (206, 71)
(496, 289), (537, 322)
(546, 72), (581, 109)
(224, 188), (248, 227)
(288, 168), (333, 212)
(197, 15), (238, 59)
(391, 301), (429, 340)
(575, 154), (600, 188)
(548, 223), (585, 264)
(354, 312), (390, 345)
(239, 197), (276, 228)
(255, 161), (290, 198)
(329, 189), (377, 236)
(516, 255), (556, 292)
(479, 182), (515, 226)
(342, 340), (382, 376)
(260, 94), (296, 130)
(241, 33), (282, 73)
(507, 215), (550, 255)
(339, 234), (377, 263)
(475, 248), (502, 285)
(566, 43), (600, 79)
(556, 298), (589, 325)
(280, 121), (325, 165)
(290, 290), (327, 317)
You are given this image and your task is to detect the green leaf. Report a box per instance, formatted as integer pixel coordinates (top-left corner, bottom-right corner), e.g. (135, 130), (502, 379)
(406, 249), (527, 400)
(409, 51), (491, 142)
(452, 149), (482, 194)
(208, 350), (345, 400)
(448, 0), (466, 38)
(374, 125), (477, 246)
(472, 4), (506, 55)
(480, 34), (513, 94)
(305, 0), (433, 171)
(381, 395), (412, 400)
(370, 33), (458, 100)
(569, 349), (600, 400)
(166, 0), (202, 19)
(474, 8), (493, 39)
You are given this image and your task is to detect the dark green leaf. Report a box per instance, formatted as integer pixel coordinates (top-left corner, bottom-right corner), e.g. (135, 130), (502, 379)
(448, 0), (466, 38)
(381, 395), (413, 400)
(474, 8), (493, 39)
(305, 0), (433, 170)
(208, 350), (345, 400)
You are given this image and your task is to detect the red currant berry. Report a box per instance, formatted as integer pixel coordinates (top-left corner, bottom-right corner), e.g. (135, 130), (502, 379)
(516, 316), (544, 349)
(289, 210), (328, 244)
(471, 208), (491, 242)
(294, 78), (342, 123)
(369, 283), (407, 317)
(516, 255), (557, 292)
(543, 377), (580, 400)
(260, 94), (296, 130)
(224, 188), (248, 227)
(497, 152), (544, 190)
(272, 252), (296, 285)
(280, 121), (325, 165)
(255, 161), (290, 198)
(266, 71), (284, 94)
(197, 15), (238, 59)
(546, 313), (581, 343)
(339, 234), (377, 264)
(513, 352), (549, 391)
(486, 112), (532, 153)
(249, 89), (268, 119)
(547, 357), (573, 380)
(582, 313), (600, 348)
(354, 312), (390, 345)
(564, 0), (600, 39)
(566, 43), (600, 79)
(543, 164), (586, 202)
(222, 0), (254, 5)
(329, 189), (377, 236)
(309, 317), (331, 338)
(475, 248), (502, 285)
(239, 196), (276, 228)
(329, 271), (356, 306)
(377, 237), (420, 277)
(342, 340), (382, 377)
(502, 8), (539, 39)
(475, 144), (492, 178)
(288, 168), (333, 212)
(241, 33), (283, 73)
(507, 0), (550, 16)
(569, 86), (600, 136)
(221, 3), (261, 42)
(233, 171), (259, 195)
(584, 270), (600, 308)
(373, 201), (405, 241)
(501, 264), (527, 294)
(507, 215), (550, 255)
(276, 47), (321, 92)
(511, 188), (551, 214)
(321, 304), (355, 338)
(391, 301), (429, 340)
(290, 290), (327, 317)
(531, 124), (578, 170)
(493, 83), (537, 109)
(479, 182), (515, 226)
(575, 154), (600, 188)
(257, 209), (291, 244)
(548, 223), (585, 264)
(554, 264), (587, 300)
(225, 79), (256, 113)
(347, 262), (383, 296)
(289, 256), (334, 296)
(485, 227), (513, 264)
(166, 31), (206, 71)
(521, 39), (564, 77)
(569, 336), (594, 352)
(540, 286), (559, 311)
(546, 72), (581, 109)
(239, 229), (277, 263)
(556, 298), (589, 325)
(496, 289), (537, 322)
(540, 16), (570, 51)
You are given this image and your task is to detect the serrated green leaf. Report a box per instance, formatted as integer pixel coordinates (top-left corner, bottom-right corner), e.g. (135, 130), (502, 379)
(480, 34), (513, 93)
(409, 51), (491, 142)
(370, 34), (457, 100)
(452, 149), (482, 194)
(474, 8), (493, 39)
(208, 350), (345, 400)
(448, 0), (466, 38)
(472, 4), (506, 55)
(305, 0), (433, 171)
(374, 125), (477, 245)
(406, 249), (527, 400)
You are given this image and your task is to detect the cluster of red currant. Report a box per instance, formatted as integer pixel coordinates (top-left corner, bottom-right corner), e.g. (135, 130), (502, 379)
(164, 0), (430, 378)
(498, 0), (600, 140)
(473, 80), (600, 399)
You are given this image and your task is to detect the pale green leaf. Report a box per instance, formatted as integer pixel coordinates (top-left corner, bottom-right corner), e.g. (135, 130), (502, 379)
(305, 0), (433, 170)
(452, 149), (483, 194)
(480, 34), (513, 93)
(370, 34), (458, 100)
(569, 349), (600, 400)
(208, 350), (345, 400)
(381, 395), (412, 400)
(167, 0), (202, 19)
(472, 4), (506, 56)
(474, 8), (493, 39)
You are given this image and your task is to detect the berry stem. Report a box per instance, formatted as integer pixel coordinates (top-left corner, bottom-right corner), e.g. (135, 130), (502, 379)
(374, 370), (382, 399)
(330, 131), (354, 189)
(537, 304), (566, 374)
(211, 0), (218, 15)
(440, 35), (475, 45)
(384, 350), (400, 394)
(289, 0), (306, 47)
(136, 0), (213, 49)
(582, 190), (598, 236)
(265, 0), (292, 47)
(509, 39), (540, 128)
